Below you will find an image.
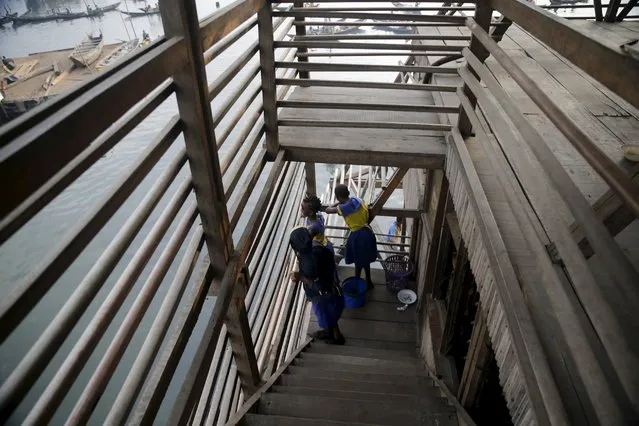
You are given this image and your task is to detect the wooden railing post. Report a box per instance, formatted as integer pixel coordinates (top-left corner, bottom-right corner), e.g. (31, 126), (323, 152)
(305, 163), (317, 196)
(423, 174), (450, 295)
(258, 1), (279, 159)
(159, 0), (231, 276)
(457, 3), (493, 137)
(293, 0), (310, 79)
(159, 0), (261, 403)
(294, 1), (316, 196)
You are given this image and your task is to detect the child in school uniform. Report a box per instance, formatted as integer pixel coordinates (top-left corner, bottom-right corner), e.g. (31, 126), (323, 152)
(325, 184), (378, 290)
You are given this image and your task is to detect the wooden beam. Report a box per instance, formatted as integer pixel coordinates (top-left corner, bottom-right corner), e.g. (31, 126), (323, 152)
(273, 10), (467, 23)
(605, 0), (623, 21)
(368, 168), (409, 221)
(458, 306), (490, 407)
(161, 0), (260, 404)
(276, 78), (459, 92)
(282, 145), (445, 169)
(376, 207), (420, 219)
(293, 0), (309, 79)
(296, 51), (463, 57)
(278, 100), (459, 114)
(457, 1), (493, 137)
(294, 33), (471, 40)
(258, 2), (279, 159)
(423, 174), (449, 295)
(199, 0), (265, 52)
(440, 243), (468, 355)
(275, 40), (465, 51)
(594, 0), (604, 20)
(304, 162), (316, 196)
(279, 119), (452, 131)
(487, 0), (639, 110)
(617, 0), (638, 20)
(275, 61), (459, 74)
(224, 273), (262, 397)
(160, 0), (230, 278)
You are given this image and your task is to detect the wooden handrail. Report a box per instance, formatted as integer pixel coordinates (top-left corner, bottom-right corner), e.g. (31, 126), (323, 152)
(0, 79), (174, 244)
(0, 38), (185, 222)
(465, 17), (639, 220)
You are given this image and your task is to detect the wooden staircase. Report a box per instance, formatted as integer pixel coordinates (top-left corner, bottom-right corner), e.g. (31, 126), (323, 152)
(229, 266), (460, 426)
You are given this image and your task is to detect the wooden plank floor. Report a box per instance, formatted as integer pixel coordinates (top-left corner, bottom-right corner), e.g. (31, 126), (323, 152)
(417, 21), (639, 206)
(279, 86), (448, 168)
(307, 265), (418, 353)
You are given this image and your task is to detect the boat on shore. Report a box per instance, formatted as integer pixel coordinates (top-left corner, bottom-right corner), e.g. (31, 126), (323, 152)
(56, 9), (87, 20)
(70, 33), (104, 67)
(121, 6), (160, 17)
(0, 11), (17, 25)
(55, 2), (121, 20)
(95, 38), (139, 70)
(90, 2), (121, 16)
(12, 10), (58, 25)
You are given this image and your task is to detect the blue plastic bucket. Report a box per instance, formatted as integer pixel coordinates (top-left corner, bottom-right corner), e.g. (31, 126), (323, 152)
(342, 277), (367, 309)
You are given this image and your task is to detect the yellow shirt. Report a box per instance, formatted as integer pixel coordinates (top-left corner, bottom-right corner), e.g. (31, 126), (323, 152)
(337, 197), (369, 231)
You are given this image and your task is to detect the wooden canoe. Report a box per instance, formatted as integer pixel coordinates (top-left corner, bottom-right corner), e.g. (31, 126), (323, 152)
(69, 34), (104, 67)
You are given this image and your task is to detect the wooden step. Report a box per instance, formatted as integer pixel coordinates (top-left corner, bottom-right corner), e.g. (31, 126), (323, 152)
(270, 385), (421, 402)
(318, 337), (416, 353)
(309, 318), (416, 343)
(304, 343), (417, 361)
(240, 414), (377, 426)
(341, 300), (416, 324)
(294, 359), (420, 376)
(285, 365), (418, 383)
(277, 375), (425, 395)
(259, 393), (453, 425)
(337, 265), (387, 284)
(298, 352), (417, 368)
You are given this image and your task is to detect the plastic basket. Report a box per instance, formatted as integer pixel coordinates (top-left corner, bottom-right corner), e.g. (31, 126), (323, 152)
(381, 254), (414, 293)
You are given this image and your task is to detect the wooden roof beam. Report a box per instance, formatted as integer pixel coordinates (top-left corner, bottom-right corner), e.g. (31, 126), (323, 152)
(487, 0), (639, 110)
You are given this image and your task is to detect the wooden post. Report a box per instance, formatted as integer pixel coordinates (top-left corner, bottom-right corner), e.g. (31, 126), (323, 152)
(258, 1), (279, 159)
(457, 2), (493, 137)
(593, 0), (604, 21)
(225, 272), (262, 395)
(440, 243), (468, 354)
(616, 0), (638, 21)
(604, 0), (623, 21)
(159, 0), (261, 401)
(305, 162), (316, 196)
(423, 174), (449, 295)
(293, 0), (310, 79)
(458, 306), (490, 407)
(159, 0), (231, 277)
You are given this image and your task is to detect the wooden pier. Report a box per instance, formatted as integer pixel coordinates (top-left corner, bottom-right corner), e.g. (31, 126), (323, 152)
(0, 0), (638, 425)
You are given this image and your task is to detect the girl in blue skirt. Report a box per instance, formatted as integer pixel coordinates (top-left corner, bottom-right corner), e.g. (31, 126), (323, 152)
(289, 227), (345, 344)
(325, 184), (378, 290)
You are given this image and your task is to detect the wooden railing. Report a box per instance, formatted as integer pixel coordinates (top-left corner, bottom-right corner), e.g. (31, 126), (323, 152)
(3, 0), (637, 424)
(0, 0), (310, 424)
